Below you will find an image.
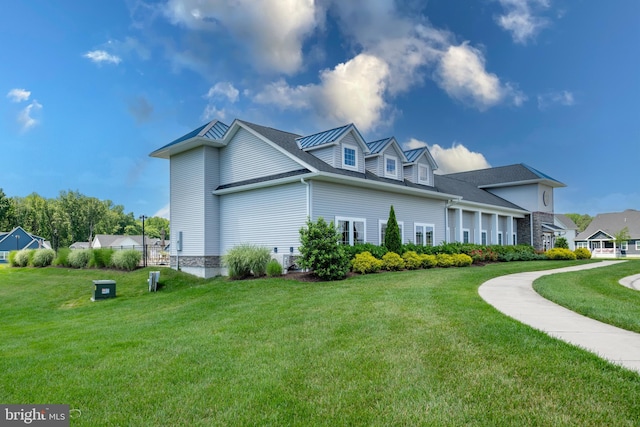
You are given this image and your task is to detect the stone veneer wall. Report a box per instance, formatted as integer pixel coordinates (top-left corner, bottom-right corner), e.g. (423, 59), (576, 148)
(170, 255), (222, 269)
(516, 215), (532, 246)
(531, 211), (554, 251)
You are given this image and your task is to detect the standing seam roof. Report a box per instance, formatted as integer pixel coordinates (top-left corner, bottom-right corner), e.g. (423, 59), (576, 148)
(296, 124), (352, 149)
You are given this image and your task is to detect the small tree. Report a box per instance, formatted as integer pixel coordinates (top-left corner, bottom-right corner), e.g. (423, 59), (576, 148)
(614, 227), (631, 256)
(554, 237), (569, 249)
(384, 205), (402, 254)
(299, 217), (350, 281)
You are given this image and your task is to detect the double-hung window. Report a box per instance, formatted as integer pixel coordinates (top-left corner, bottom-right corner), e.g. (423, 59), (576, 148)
(462, 229), (470, 244)
(497, 232), (503, 245)
(481, 230), (488, 245)
(380, 220), (404, 245)
(342, 144), (358, 170)
(337, 217), (366, 245)
(636, 241), (640, 251)
(414, 223), (435, 246)
(384, 155), (398, 178)
(418, 164), (430, 185)
(621, 241), (628, 251)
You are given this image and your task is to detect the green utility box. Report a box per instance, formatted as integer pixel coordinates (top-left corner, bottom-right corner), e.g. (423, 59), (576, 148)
(92, 280), (116, 301)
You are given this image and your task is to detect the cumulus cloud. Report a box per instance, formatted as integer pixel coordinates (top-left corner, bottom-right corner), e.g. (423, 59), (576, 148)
(254, 54), (391, 132)
(84, 50), (122, 65)
(154, 203), (170, 219)
(434, 42), (526, 110)
(537, 90), (574, 110)
(163, 0), (319, 74)
(430, 142), (491, 174)
(495, 0), (551, 44)
(205, 82), (239, 103)
(7, 88), (31, 102)
(17, 100), (43, 132)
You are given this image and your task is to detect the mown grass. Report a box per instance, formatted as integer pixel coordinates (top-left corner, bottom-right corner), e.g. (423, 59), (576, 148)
(534, 260), (640, 333)
(1, 262), (639, 426)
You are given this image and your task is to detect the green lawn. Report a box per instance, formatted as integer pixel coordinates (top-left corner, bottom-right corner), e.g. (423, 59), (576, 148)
(1, 262), (639, 426)
(534, 260), (640, 333)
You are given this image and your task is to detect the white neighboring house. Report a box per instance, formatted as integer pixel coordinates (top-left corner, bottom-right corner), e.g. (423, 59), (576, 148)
(554, 214), (578, 250)
(575, 209), (640, 258)
(150, 118), (568, 278)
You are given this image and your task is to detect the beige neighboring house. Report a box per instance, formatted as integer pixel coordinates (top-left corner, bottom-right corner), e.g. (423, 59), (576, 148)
(575, 209), (640, 258)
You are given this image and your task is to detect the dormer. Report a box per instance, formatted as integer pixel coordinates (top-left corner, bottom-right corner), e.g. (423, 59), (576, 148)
(403, 147), (438, 186)
(296, 124), (370, 173)
(365, 137), (407, 181)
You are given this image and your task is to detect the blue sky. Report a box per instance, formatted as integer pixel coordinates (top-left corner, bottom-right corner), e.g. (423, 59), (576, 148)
(1, 0), (638, 219)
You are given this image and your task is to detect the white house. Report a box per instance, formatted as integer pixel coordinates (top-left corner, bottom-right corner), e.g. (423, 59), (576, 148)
(150, 119), (567, 278)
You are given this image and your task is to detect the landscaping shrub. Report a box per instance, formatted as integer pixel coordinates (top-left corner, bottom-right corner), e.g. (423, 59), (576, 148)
(402, 251), (422, 270)
(419, 254), (437, 269)
(32, 249), (56, 267)
(299, 217), (350, 281)
(111, 249), (142, 271)
(68, 250), (91, 269)
(436, 253), (454, 268)
(554, 237), (569, 249)
(53, 248), (70, 267)
(384, 206), (402, 255)
(266, 259), (283, 277)
(574, 248), (591, 260)
(351, 251), (383, 274)
(382, 252), (405, 271)
(223, 244), (271, 279)
(344, 243), (388, 260)
(14, 250), (31, 267)
(452, 253), (473, 267)
(90, 248), (114, 268)
(8, 251), (18, 267)
(545, 248), (577, 260)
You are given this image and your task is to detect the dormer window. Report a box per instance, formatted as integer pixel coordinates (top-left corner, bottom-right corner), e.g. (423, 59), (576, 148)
(419, 164), (429, 184)
(384, 155), (398, 178)
(342, 144), (358, 170)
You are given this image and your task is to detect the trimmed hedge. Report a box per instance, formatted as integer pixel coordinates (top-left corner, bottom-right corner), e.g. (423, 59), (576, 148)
(382, 252), (405, 271)
(351, 251), (383, 274)
(545, 248), (577, 260)
(402, 251), (422, 270)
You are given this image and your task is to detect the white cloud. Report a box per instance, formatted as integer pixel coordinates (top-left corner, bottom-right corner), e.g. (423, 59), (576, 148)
(434, 42), (526, 110)
(254, 53), (391, 132)
(495, 0), (551, 44)
(537, 90), (574, 110)
(7, 88), (31, 102)
(205, 82), (239, 103)
(163, 0), (320, 74)
(154, 203), (170, 219)
(17, 100), (43, 132)
(84, 50), (122, 65)
(405, 138), (429, 150)
(429, 142), (491, 174)
(202, 105), (227, 121)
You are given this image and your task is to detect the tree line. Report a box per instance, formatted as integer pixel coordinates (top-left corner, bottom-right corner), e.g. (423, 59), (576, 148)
(0, 188), (169, 250)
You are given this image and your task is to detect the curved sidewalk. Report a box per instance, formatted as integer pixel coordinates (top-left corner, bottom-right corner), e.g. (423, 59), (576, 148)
(619, 273), (640, 290)
(478, 261), (640, 373)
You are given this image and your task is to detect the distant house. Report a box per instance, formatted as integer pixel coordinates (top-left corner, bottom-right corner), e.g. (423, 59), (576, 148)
(575, 209), (640, 258)
(90, 235), (166, 250)
(554, 214), (578, 250)
(0, 226), (51, 263)
(150, 118), (568, 278)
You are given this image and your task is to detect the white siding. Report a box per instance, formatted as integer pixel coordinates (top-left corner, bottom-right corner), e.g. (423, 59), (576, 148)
(311, 181), (446, 245)
(488, 184), (538, 212)
(311, 145), (337, 167)
(220, 182), (308, 254)
(220, 127), (302, 185)
(365, 157), (380, 175)
(403, 164), (417, 183)
(339, 133), (366, 173)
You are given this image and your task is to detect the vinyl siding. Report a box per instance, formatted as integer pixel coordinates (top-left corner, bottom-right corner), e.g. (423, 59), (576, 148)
(311, 180), (446, 245)
(310, 145), (337, 167)
(487, 184), (538, 212)
(220, 127), (302, 185)
(339, 133), (365, 173)
(170, 147), (209, 256)
(365, 157), (380, 175)
(220, 182), (307, 254)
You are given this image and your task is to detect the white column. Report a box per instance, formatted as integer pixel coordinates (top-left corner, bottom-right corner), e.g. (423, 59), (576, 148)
(507, 215), (514, 245)
(492, 214), (499, 245)
(474, 211), (482, 244)
(456, 208), (463, 243)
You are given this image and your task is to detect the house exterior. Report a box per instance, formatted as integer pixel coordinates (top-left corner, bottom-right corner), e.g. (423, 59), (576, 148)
(150, 119), (567, 278)
(0, 226), (51, 263)
(554, 214), (578, 250)
(575, 209), (640, 258)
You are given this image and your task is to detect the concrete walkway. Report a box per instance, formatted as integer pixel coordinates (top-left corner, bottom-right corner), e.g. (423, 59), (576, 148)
(478, 261), (640, 373)
(619, 273), (640, 290)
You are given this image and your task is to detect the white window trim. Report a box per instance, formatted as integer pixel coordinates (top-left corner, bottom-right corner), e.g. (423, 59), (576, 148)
(336, 216), (366, 245)
(379, 219), (404, 245)
(636, 241), (640, 251)
(481, 230), (488, 246)
(418, 164), (430, 185)
(342, 143), (358, 171)
(414, 223), (435, 246)
(462, 228), (471, 244)
(384, 154), (398, 178)
(621, 241), (628, 251)
(577, 242), (588, 249)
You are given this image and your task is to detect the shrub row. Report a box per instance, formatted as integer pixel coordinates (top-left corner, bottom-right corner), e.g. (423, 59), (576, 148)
(351, 250), (473, 275)
(9, 248), (142, 271)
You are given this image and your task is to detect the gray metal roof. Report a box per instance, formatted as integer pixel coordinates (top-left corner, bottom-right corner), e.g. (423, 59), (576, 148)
(366, 137), (393, 154)
(576, 209), (640, 240)
(296, 124), (352, 149)
(404, 147), (426, 163)
(152, 119), (229, 153)
(444, 163), (565, 188)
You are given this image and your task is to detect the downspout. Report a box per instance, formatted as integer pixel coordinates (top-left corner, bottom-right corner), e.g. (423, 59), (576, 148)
(301, 178), (310, 219)
(530, 213), (534, 249)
